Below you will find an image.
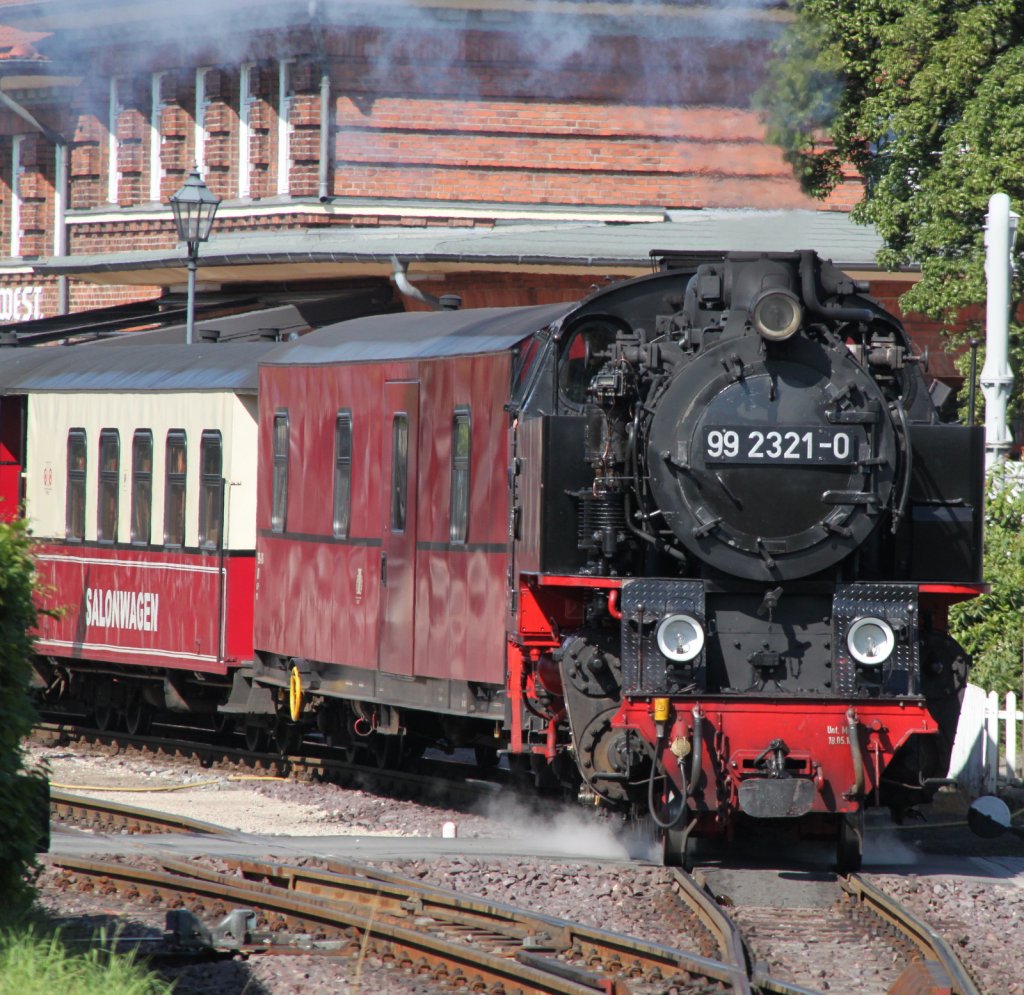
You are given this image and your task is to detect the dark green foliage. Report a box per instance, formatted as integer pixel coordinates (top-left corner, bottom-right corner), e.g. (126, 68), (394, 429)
(758, 1), (1024, 353)
(949, 466), (1024, 695)
(0, 518), (45, 916)
(758, 2), (1024, 693)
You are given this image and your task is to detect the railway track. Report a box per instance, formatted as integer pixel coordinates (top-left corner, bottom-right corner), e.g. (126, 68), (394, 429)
(49, 850), (746, 995)
(50, 788), (232, 837)
(35, 717), (504, 811)
(48, 794), (980, 995)
(693, 865), (981, 995)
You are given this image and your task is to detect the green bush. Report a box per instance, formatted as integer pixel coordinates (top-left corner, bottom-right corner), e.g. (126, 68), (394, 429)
(950, 464), (1024, 695)
(0, 927), (173, 995)
(0, 518), (47, 913)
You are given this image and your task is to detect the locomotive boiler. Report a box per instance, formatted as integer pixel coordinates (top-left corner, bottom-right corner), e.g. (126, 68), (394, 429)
(510, 250), (981, 869)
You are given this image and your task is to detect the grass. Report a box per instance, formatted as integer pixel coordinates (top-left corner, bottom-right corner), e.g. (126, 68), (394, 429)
(0, 923), (173, 995)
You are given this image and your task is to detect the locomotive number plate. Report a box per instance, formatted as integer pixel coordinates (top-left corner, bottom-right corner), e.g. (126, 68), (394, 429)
(702, 426), (858, 465)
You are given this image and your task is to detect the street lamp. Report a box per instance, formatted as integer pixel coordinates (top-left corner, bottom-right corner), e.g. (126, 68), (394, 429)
(169, 166), (220, 345)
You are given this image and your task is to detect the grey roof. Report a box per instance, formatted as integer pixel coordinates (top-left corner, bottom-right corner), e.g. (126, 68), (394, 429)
(84, 303), (312, 347)
(263, 302), (573, 366)
(0, 342), (278, 393)
(0, 348), (66, 389)
(36, 209), (889, 278)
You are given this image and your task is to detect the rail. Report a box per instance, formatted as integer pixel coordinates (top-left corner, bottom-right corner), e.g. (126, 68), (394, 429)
(51, 852), (750, 995)
(49, 768), (981, 994)
(36, 719), (500, 811)
(841, 874), (981, 995)
(50, 788), (231, 836)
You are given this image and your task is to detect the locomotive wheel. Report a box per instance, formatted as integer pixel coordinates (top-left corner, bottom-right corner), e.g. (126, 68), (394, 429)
(576, 710), (646, 805)
(662, 824), (698, 870)
(835, 810), (864, 874)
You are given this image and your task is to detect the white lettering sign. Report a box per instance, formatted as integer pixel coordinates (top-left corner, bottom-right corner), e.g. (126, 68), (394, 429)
(85, 587), (160, 632)
(0, 286), (43, 323)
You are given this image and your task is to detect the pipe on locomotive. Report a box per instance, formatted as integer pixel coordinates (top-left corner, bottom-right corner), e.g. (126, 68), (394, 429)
(798, 249), (876, 325)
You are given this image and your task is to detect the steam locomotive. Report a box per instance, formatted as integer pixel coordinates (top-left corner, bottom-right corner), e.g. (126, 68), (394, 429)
(16, 249), (982, 871)
(507, 249), (981, 868)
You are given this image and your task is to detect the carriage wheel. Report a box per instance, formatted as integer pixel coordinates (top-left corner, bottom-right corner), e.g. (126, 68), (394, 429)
(365, 733), (401, 769)
(124, 696), (152, 736)
(474, 745), (500, 770)
(92, 700), (117, 733)
(244, 721), (267, 753)
(273, 718), (301, 756)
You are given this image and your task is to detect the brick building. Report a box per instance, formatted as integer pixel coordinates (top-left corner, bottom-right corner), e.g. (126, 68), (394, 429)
(0, 0), (954, 375)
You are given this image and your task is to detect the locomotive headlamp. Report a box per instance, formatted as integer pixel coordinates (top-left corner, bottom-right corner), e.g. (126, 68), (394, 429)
(846, 616), (896, 666)
(656, 613), (705, 663)
(751, 289), (803, 342)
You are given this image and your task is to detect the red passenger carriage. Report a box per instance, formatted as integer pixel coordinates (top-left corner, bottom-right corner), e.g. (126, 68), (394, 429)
(247, 305), (569, 759)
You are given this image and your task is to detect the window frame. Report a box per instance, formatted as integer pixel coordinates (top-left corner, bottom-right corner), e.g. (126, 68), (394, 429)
(449, 407), (471, 544)
(163, 430), (187, 548)
(97, 428), (120, 543)
(271, 410), (289, 533)
(390, 413), (408, 533)
(198, 430), (224, 550)
(332, 410), (352, 539)
(130, 430), (153, 546)
(65, 428), (87, 542)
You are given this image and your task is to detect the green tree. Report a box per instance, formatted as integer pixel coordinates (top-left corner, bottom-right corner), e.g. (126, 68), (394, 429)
(758, 1), (1024, 693)
(758, 0), (1024, 342)
(0, 518), (47, 917)
(948, 467), (1024, 695)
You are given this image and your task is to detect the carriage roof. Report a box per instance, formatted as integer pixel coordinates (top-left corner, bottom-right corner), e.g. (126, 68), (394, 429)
(0, 342), (277, 394)
(260, 302), (573, 366)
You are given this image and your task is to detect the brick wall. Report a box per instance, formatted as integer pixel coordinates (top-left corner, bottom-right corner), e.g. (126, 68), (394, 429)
(0, 13), (869, 326)
(50, 26), (860, 225)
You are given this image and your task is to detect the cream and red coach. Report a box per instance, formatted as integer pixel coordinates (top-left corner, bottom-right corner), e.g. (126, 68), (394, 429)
(7, 342), (275, 732)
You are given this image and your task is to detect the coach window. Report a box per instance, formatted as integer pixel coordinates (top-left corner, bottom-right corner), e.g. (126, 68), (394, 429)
(199, 431), (223, 550)
(65, 429), (87, 542)
(163, 431), (187, 547)
(130, 431), (153, 545)
(97, 429), (120, 543)
(450, 408), (471, 544)
(271, 411), (289, 533)
(333, 410), (352, 538)
(390, 414), (408, 532)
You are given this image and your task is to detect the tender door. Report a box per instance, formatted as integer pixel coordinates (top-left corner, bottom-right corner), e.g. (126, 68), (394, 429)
(378, 381), (419, 676)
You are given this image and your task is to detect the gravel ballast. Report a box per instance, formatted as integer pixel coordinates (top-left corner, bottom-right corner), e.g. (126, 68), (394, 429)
(27, 741), (1024, 994)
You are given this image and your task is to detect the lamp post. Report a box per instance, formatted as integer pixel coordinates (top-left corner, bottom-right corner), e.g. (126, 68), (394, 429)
(982, 192), (1020, 469)
(169, 166), (220, 345)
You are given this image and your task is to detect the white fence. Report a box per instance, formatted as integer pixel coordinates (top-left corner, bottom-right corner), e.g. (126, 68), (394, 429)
(948, 683), (1024, 797)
